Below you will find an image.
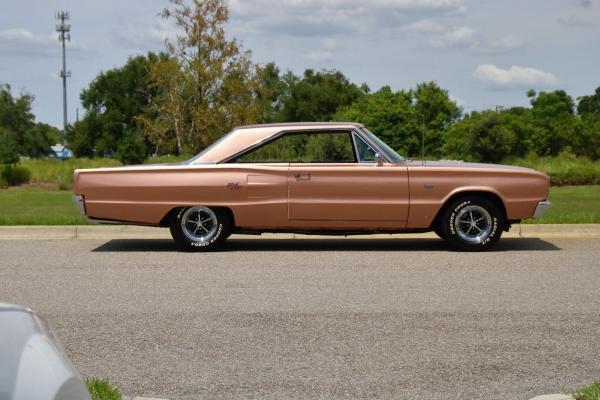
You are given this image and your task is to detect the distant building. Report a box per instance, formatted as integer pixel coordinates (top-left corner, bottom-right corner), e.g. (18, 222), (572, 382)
(50, 143), (73, 159)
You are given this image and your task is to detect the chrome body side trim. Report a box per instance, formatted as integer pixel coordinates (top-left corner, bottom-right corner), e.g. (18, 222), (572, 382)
(533, 199), (551, 219)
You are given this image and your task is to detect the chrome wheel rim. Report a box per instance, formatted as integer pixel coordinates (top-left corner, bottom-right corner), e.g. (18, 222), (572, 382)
(181, 207), (218, 242)
(454, 205), (492, 243)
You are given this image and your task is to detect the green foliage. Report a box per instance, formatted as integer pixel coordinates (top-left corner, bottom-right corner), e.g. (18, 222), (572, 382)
(0, 84), (59, 157)
(578, 87), (600, 116)
(2, 165), (31, 186)
(143, 153), (192, 164)
(21, 158), (121, 190)
(117, 133), (146, 165)
(334, 82), (461, 158)
(510, 152), (600, 186)
(0, 84), (35, 148)
(22, 123), (60, 157)
(573, 379), (600, 400)
(275, 69), (367, 123)
(0, 127), (20, 165)
(85, 378), (122, 400)
(69, 53), (162, 158)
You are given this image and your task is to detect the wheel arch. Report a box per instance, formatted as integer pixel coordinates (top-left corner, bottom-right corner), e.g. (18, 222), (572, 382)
(430, 189), (507, 230)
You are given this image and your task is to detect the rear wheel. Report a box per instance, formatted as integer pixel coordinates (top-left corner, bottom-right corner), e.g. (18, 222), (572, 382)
(169, 206), (231, 252)
(440, 196), (505, 251)
(434, 228), (446, 240)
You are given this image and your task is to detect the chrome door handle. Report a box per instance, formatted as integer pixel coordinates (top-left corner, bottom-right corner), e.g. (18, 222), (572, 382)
(293, 172), (311, 181)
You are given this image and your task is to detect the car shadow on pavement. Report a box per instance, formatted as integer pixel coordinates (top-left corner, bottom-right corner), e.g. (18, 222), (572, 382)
(92, 237), (561, 252)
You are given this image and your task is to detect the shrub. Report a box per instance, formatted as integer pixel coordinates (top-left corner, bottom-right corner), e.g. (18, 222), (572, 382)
(2, 165), (31, 186)
(85, 378), (122, 400)
(117, 133), (146, 165)
(20, 158), (122, 190)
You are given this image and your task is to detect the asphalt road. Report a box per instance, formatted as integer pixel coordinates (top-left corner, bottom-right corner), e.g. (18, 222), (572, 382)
(1, 237), (600, 400)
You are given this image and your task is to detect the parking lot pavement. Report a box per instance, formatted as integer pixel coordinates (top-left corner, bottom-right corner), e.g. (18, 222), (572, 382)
(1, 237), (599, 400)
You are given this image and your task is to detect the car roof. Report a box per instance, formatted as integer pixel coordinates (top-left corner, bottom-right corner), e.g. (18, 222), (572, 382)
(192, 122), (364, 163)
(235, 122), (364, 130)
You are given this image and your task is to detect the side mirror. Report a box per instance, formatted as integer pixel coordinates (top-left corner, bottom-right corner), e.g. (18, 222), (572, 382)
(374, 152), (385, 166)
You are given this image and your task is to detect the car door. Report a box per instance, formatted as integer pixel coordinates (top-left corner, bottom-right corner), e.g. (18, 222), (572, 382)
(288, 130), (409, 224)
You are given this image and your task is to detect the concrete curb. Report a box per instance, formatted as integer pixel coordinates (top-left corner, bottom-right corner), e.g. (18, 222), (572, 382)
(528, 394), (574, 400)
(0, 224), (599, 240)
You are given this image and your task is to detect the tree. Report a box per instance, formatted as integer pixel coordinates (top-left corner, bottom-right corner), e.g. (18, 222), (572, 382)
(255, 62), (288, 123)
(413, 82), (462, 157)
(578, 87), (600, 116)
(22, 123), (60, 157)
(69, 53), (161, 158)
(333, 82), (461, 158)
(142, 0), (266, 155)
(275, 69), (367, 122)
(0, 127), (19, 165)
(529, 90), (579, 156)
(333, 86), (418, 156)
(0, 84), (58, 157)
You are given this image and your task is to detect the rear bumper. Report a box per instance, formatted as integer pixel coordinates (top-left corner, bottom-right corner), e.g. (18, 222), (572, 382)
(72, 194), (85, 215)
(533, 199), (551, 219)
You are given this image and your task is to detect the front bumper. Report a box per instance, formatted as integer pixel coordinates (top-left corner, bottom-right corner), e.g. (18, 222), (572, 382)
(533, 199), (551, 219)
(72, 194), (85, 215)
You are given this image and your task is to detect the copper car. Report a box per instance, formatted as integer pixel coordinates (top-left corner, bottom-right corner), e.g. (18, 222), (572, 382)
(73, 122), (551, 251)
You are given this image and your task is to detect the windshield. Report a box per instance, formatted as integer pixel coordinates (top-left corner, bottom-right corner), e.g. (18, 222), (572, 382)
(361, 128), (404, 162)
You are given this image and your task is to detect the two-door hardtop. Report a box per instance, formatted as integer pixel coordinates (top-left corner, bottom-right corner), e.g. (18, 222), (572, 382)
(73, 122), (550, 251)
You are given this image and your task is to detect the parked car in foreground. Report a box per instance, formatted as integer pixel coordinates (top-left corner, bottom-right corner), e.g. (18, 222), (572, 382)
(73, 122), (550, 251)
(0, 303), (90, 400)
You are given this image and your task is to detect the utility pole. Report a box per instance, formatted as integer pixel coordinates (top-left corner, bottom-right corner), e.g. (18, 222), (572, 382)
(56, 11), (71, 145)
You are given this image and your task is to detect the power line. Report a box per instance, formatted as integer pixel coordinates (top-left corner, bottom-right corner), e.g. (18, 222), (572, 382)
(56, 11), (71, 144)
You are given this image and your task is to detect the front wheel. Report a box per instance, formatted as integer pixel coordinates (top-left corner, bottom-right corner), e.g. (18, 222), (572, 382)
(440, 196), (505, 251)
(170, 206), (231, 252)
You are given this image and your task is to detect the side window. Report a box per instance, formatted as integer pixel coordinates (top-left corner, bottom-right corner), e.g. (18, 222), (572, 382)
(236, 131), (356, 163)
(353, 133), (376, 162)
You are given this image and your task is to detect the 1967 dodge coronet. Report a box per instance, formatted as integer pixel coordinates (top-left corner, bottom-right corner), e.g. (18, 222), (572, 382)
(73, 122), (551, 251)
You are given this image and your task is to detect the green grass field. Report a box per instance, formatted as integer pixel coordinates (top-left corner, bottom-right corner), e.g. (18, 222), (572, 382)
(0, 185), (598, 225)
(524, 185), (600, 224)
(0, 188), (87, 225)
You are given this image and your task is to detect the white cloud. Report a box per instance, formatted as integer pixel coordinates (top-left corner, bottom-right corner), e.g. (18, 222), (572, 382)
(303, 38), (338, 61)
(557, 13), (596, 27)
(111, 20), (177, 50)
(473, 64), (558, 89)
(399, 19), (444, 33)
(0, 28), (87, 58)
(475, 34), (525, 53)
(228, 0), (466, 37)
(429, 26), (475, 48)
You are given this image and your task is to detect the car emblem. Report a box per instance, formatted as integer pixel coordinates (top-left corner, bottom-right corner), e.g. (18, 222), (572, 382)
(227, 182), (241, 190)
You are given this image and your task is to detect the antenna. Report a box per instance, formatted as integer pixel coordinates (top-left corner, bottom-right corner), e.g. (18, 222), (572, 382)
(56, 11), (71, 145)
(420, 114), (426, 165)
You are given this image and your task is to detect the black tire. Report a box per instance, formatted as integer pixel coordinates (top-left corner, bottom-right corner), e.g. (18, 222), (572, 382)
(434, 228), (446, 240)
(169, 206), (231, 252)
(440, 196), (505, 251)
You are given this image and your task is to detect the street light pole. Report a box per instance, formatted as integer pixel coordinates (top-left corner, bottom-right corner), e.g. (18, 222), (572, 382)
(56, 11), (71, 145)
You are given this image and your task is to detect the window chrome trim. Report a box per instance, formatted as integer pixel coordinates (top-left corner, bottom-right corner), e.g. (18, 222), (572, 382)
(351, 132), (377, 164)
(223, 128), (358, 164)
(350, 129), (392, 163)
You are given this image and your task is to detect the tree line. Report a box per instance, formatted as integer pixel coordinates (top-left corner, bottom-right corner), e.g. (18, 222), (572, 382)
(1, 0), (599, 166)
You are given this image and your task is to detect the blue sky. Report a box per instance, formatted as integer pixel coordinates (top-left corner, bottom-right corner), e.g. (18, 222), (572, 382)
(1, 0), (599, 128)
